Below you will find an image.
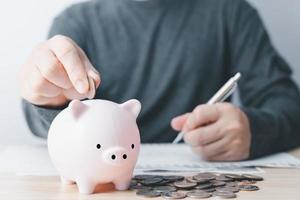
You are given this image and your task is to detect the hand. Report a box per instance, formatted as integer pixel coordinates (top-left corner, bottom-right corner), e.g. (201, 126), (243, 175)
(171, 103), (251, 161)
(18, 35), (101, 107)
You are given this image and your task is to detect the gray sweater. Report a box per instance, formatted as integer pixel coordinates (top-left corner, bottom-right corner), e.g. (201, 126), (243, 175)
(22, 0), (300, 159)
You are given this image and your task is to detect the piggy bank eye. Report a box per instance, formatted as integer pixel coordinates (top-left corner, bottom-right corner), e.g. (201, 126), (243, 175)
(96, 144), (101, 149)
(131, 144), (134, 149)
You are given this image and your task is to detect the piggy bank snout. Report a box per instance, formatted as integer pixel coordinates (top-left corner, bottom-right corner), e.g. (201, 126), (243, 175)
(103, 147), (133, 165)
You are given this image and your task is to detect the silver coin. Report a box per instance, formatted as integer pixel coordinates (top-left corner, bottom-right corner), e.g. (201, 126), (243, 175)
(241, 174), (264, 181)
(141, 177), (163, 186)
(195, 182), (213, 190)
(136, 189), (161, 198)
(130, 184), (151, 190)
(163, 176), (185, 182)
(134, 175), (158, 180)
(216, 186), (239, 193)
(225, 182), (238, 187)
(186, 190), (211, 199)
(154, 186), (177, 193)
(213, 191), (237, 199)
(239, 185), (259, 191)
(216, 175), (234, 182)
(174, 180), (197, 189)
(129, 180), (138, 188)
(211, 180), (226, 187)
(162, 191), (187, 199)
(161, 179), (175, 185)
(186, 176), (200, 183)
(202, 188), (216, 193)
(224, 174), (244, 181)
(193, 172), (216, 182)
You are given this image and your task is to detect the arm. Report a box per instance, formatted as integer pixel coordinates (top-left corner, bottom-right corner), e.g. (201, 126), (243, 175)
(22, 100), (66, 138)
(226, 0), (300, 158)
(171, 0), (300, 161)
(20, 4), (100, 138)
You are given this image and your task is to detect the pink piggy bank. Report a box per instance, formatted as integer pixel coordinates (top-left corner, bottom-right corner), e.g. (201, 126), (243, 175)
(47, 99), (141, 194)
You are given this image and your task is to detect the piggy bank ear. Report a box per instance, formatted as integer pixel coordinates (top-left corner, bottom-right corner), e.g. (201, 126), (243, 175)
(120, 99), (141, 118)
(69, 100), (88, 120)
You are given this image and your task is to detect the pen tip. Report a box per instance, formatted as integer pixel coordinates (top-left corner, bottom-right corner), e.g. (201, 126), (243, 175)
(233, 72), (242, 81)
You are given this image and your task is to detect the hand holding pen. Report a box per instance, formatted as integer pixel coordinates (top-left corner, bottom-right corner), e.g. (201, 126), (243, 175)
(171, 73), (252, 161)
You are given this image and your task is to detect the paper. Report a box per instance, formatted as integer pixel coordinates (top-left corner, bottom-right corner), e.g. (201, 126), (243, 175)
(137, 144), (300, 170)
(0, 143), (300, 176)
(0, 144), (57, 176)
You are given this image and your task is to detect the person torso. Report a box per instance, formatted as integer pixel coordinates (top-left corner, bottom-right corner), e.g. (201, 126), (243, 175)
(81, 0), (231, 142)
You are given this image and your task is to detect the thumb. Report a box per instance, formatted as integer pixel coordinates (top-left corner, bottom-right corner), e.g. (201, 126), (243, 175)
(171, 113), (190, 131)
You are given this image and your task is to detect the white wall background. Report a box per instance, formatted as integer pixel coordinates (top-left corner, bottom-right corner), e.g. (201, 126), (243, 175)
(0, 0), (299, 145)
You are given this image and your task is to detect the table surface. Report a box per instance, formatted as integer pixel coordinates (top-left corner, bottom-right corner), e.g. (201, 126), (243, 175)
(1, 148), (300, 200)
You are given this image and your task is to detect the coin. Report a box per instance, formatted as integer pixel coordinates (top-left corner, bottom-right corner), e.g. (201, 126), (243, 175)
(87, 76), (96, 99)
(130, 179), (138, 187)
(241, 174), (264, 181)
(213, 191), (237, 198)
(202, 187), (216, 193)
(216, 175), (234, 182)
(153, 186), (177, 193)
(132, 172), (263, 199)
(163, 176), (185, 182)
(136, 189), (161, 198)
(195, 182), (213, 190)
(239, 185), (260, 191)
(186, 176), (200, 183)
(186, 190), (212, 199)
(224, 174), (244, 181)
(156, 179), (173, 185)
(162, 191), (187, 199)
(216, 186), (240, 193)
(211, 180), (226, 187)
(134, 175), (158, 180)
(130, 184), (151, 190)
(238, 180), (257, 185)
(225, 182), (238, 187)
(140, 177), (163, 186)
(174, 180), (197, 189)
(193, 172), (216, 183)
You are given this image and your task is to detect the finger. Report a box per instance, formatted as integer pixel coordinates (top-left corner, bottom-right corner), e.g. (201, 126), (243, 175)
(63, 87), (91, 100)
(192, 136), (231, 160)
(29, 65), (62, 98)
(206, 151), (230, 162)
(67, 37), (101, 88)
(171, 113), (190, 131)
(184, 123), (222, 146)
(34, 45), (72, 89)
(48, 35), (89, 94)
(30, 94), (69, 107)
(183, 104), (219, 132)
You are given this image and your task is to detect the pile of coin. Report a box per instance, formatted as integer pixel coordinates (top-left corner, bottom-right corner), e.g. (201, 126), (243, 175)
(130, 172), (263, 199)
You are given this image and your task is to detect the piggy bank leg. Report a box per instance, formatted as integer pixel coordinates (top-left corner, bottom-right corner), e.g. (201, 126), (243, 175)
(76, 178), (96, 194)
(60, 176), (75, 185)
(113, 173), (132, 191)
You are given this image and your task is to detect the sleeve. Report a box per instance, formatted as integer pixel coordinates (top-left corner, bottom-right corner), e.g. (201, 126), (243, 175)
(22, 4), (88, 138)
(224, 0), (300, 158)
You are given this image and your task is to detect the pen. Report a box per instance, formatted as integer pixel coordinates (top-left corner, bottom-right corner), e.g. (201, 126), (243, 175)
(172, 72), (242, 144)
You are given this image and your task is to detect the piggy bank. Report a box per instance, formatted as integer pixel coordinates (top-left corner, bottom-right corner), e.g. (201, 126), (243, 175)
(47, 99), (141, 194)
